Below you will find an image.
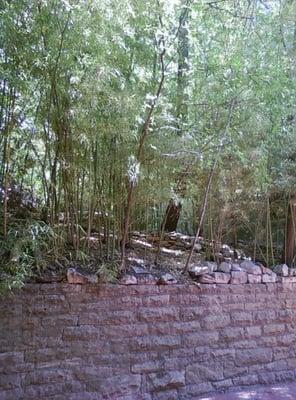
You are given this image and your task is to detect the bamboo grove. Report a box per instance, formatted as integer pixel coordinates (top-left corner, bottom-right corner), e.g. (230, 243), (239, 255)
(1, 0), (296, 288)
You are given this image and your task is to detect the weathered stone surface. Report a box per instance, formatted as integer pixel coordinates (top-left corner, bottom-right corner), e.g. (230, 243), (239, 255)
(278, 276), (296, 283)
(186, 364), (223, 383)
(261, 265), (274, 275)
(231, 270), (247, 284)
(289, 268), (296, 276)
(137, 274), (158, 285)
(236, 348), (273, 366)
(158, 273), (177, 285)
(131, 265), (147, 274)
(67, 268), (98, 284)
(188, 265), (210, 277)
(274, 264), (289, 277)
(198, 272), (231, 284)
(231, 263), (242, 271)
(120, 275), (138, 285)
(203, 261), (218, 272)
(240, 260), (262, 275)
(2, 282), (296, 399)
(218, 262), (232, 274)
(197, 273), (216, 283)
(262, 273), (277, 283)
(248, 274), (262, 283)
(148, 371), (185, 392)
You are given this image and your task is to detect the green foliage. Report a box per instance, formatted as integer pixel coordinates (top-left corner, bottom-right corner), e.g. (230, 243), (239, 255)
(0, 219), (66, 293)
(1, 0), (296, 286)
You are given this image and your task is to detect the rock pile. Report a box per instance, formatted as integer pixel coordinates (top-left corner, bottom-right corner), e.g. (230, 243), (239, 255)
(66, 262), (296, 286)
(189, 261), (296, 284)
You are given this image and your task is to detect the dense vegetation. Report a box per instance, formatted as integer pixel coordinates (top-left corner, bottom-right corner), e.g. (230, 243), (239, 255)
(1, 0), (296, 290)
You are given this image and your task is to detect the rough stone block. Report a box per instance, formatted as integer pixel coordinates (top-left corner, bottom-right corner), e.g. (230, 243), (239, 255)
(198, 272), (230, 284)
(203, 314), (230, 329)
(148, 371), (185, 392)
(262, 273), (277, 283)
(231, 311), (253, 323)
(139, 307), (179, 322)
(231, 271), (247, 284)
(236, 348), (273, 366)
(63, 326), (99, 341)
(263, 324), (285, 335)
(131, 335), (181, 351)
(245, 326), (262, 338)
(186, 364), (223, 383)
(183, 331), (219, 346)
(274, 264), (289, 277)
(218, 262), (232, 274)
(220, 327), (244, 341)
(240, 260), (262, 275)
(248, 274), (262, 284)
(278, 276), (296, 283)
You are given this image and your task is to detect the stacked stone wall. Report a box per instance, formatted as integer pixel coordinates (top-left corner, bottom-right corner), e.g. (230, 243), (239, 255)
(1, 282), (296, 399)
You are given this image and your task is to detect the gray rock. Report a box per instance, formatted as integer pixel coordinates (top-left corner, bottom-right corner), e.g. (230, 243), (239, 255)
(194, 243), (202, 252)
(131, 265), (147, 274)
(262, 273), (277, 283)
(218, 262), (232, 274)
(277, 276), (296, 283)
(189, 265), (210, 278)
(231, 271), (247, 284)
(67, 268), (98, 284)
(120, 275), (138, 285)
(148, 371), (185, 392)
(137, 274), (158, 285)
(186, 364), (223, 383)
(240, 260), (262, 275)
(248, 274), (262, 284)
(261, 265), (274, 275)
(221, 244), (233, 258)
(231, 263), (242, 271)
(198, 273), (216, 284)
(289, 268), (296, 277)
(158, 273), (177, 285)
(274, 264), (289, 277)
(204, 261), (218, 272)
(200, 272), (231, 284)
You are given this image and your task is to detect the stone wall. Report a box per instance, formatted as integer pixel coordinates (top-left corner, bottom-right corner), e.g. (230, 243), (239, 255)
(1, 282), (296, 400)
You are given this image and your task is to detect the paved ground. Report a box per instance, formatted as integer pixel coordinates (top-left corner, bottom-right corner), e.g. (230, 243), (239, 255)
(197, 383), (296, 399)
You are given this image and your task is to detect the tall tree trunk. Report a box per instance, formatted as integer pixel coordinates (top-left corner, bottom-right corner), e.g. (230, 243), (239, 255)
(163, 2), (190, 230)
(162, 199), (182, 232)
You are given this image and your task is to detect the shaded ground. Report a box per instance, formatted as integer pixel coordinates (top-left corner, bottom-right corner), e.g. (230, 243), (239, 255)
(197, 383), (296, 400)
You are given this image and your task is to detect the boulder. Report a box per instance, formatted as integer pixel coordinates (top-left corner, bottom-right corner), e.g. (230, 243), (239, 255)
(240, 260), (262, 275)
(131, 265), (147, 274)
(261, 265), (274, 275)
(120, 275), (138, 285)
(198, 273), (216, 284)
(199, 272), (230, 284)
(273, 264), (289, 277)
(231, 263), (242, 271)
(67, 268), (98, 284)
(158, 273), (177, 285)
(221, 244), (233, 258)
(189, 265), (210, 278)
(203, 261), (218, 272)
(218, 262), (232, 274)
